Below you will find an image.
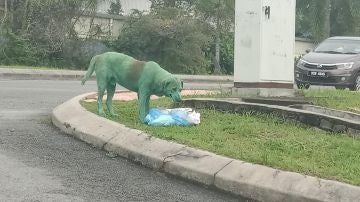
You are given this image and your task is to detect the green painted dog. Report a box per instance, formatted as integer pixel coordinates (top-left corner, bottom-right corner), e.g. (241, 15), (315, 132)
(81, 52), (183, 123)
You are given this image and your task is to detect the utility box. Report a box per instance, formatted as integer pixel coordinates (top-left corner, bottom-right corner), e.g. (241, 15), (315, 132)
(234, 0), (296, 94)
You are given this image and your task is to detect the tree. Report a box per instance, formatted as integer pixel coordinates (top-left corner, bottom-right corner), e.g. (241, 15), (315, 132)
(296, 0), (360, 42)
(149, 0), (194, 11)
(1, 0), (8, 25)
(194, 0), (234, 74)
(0, 0), (101, 67)
(331, 0), (360, 36)
(108, 0), (123, 15)
(149, 0), (235, 74)
(296, 0), (313, 38)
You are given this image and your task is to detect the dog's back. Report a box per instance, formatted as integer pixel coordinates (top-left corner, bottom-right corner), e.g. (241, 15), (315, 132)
(81, 52), (134, 85)
(82, 52), (172, 93)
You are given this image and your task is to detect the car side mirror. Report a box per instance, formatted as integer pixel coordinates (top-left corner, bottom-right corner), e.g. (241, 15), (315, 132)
(305, 49), (312, 53)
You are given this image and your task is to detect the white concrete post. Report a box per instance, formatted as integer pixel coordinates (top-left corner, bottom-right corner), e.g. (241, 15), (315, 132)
(233, 0), (296, 96)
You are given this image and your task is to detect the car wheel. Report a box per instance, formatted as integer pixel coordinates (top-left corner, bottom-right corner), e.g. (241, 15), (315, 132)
(335, 86), (346, 90)
(349, 74), (360, 91)
(296, 82), (310, 89)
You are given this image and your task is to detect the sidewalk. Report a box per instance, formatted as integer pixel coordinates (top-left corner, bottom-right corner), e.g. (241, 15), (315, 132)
(0, 67), (233, 83)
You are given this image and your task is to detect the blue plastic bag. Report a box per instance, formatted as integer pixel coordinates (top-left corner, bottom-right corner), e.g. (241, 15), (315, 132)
(144, 108), (200, 126)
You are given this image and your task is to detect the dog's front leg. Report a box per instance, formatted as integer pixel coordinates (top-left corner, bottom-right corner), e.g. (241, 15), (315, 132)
(138, 91), (150, 123)
(97, 85), (107, 117)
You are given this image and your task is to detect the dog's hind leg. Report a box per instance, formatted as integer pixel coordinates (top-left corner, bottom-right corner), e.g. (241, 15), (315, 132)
(97, 82), (107, 117)
(106, 81), (118, 117)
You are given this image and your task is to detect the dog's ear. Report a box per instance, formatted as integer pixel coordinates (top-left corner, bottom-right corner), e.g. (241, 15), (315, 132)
(161, 78), (171, 90)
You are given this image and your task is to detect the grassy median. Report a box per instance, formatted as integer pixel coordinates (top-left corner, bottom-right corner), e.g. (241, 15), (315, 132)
(304, 89), (360, 113)
(81, 89), (360, 186)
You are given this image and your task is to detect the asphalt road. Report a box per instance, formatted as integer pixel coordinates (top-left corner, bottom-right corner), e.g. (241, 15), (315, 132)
(0, 79), (250, 202)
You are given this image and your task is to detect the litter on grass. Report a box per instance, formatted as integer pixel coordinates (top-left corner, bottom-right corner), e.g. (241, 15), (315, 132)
(144, 108), (200, 126)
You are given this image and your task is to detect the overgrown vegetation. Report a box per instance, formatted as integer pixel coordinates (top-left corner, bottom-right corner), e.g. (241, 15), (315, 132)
(296, 0), (360, 42)
(2, 0), (360, 72)
(0, 0), (111, 69)
(0, 0), (235, 74)
(81, 91), (360, 185)
(111, 9), (211, 74)
(111, 0), (235, 74)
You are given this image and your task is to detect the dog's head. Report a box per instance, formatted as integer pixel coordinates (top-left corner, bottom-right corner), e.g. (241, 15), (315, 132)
(162, 77), (183, 102)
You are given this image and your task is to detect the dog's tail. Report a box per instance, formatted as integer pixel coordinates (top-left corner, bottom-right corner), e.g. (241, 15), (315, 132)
(81, 56), (97, 85)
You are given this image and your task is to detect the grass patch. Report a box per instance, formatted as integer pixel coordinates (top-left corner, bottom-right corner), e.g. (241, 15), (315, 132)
(81, 97), (360, 186)
(303, 89), (360, 113)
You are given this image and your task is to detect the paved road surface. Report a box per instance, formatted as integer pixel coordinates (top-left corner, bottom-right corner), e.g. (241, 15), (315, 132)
(0, 79), (250, 201)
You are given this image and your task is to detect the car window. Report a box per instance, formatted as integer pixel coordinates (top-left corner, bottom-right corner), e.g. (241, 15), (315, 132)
(315, 39), (360, 54)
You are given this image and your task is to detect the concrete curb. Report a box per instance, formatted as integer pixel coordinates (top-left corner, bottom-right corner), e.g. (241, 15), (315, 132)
(0, 68), (233, 83)
(51, 93), (360, 202)
(180, 99), (360, 135)
(0, 68), (85, 80)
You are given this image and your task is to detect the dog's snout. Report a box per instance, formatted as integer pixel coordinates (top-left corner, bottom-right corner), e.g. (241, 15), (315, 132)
(171, 93), (182, 102)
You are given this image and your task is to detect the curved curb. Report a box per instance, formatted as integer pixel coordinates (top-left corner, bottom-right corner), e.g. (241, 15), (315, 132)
(52, 93), (360, 202)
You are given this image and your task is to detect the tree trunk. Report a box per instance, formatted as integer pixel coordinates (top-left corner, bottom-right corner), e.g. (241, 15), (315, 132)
(213, 0), (222, 74)
(323, 0), (331, 38)
(4, 0), (7, 13)
(1, 0), (7, 24)
(21, 0), (30, 31)
(213, 31), (221, 74)
(10, 0), (13, 24)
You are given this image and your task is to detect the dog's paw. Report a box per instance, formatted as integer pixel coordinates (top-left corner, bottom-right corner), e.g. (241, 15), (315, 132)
(99, 112), (107, 117)
(110, 113), (119, 117)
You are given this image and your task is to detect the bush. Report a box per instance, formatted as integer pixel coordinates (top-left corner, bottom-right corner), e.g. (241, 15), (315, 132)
(0, 0), (111, 69)
(112, 10), (211, 74)
(62, 39), (112, 69)
(0, 28), (41, 66)
(0, 25), (111, 69)
(220, 32), (234, 74)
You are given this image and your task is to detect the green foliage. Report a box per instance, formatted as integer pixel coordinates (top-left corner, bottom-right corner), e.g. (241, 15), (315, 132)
(296, 0), (313, 38)
(194, 0), (235, 74)
(1, 0), (235, 74)
(148, 0), (235, 74)
(331, 0), (360, 36)
(204, 31), (234, 74)
(219, 32), (234, 74)
(108, 0), (123, 15)
(0, 28), (40, 65)
(194, 0), (235, 28)
(149, 0), (194, 11)
(112, 10), (211, 74)
(296, 0), (360, 42)
(0, 0), (107, 68)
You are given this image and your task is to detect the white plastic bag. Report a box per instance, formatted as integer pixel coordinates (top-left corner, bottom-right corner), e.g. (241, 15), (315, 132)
(144, 108), (200, 126)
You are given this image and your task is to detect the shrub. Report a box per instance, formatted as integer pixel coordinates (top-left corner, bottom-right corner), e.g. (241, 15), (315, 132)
(112, 10), (211, 74)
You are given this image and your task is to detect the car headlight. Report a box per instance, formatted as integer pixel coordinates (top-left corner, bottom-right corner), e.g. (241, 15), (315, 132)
(337, 62), (354, 69)
(297, 59), (306, 67)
